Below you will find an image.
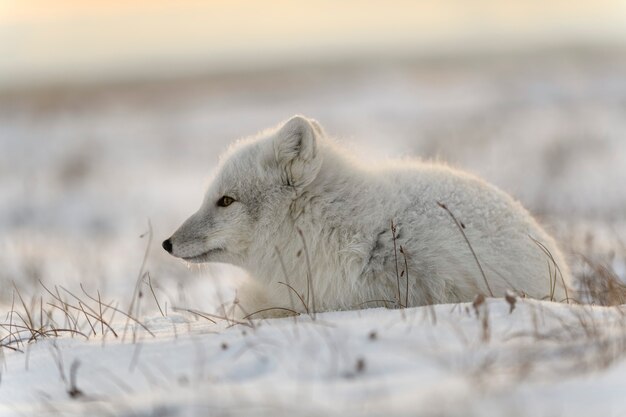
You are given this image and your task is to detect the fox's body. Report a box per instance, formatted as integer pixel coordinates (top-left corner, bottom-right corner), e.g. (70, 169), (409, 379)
(164, 116), (572, 315)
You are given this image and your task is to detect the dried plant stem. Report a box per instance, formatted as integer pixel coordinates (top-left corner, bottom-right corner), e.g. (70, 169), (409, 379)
(242, 307), (300, 320)
(529, 234), (570, 303)
(297, 228), (316, 319)
(123, 219), (153, 342)
(391, 220), (403, 308)
(146, 273), (165, 317)
(400, 245), (409, 308)
(437, 202), (493, 297)
(275, 246), (300, 317)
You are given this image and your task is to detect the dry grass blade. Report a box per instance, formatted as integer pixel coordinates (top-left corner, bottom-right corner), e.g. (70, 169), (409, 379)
(50, 341), (67, 385)
(68, 359), (84, 398)
(11, 283), (37, 340)
(437, 202), (493, 297)
(357, 299), (397, 308)
(390, 220), (403, 308)
(43, 283), (119, 338)
(146, 273), (165, 318)
(78, 302), (96, 336)
(577, 254), (626, 306)
(275, 245), (305, 317)
(297, 228), (316, 319)
(123, 219), (153, 342)
(45, 303), (81, 334)
(97, 290), (105, 337)
(80, 285), (154, 337)
(170, 307), (254, 328)
(43, 328), (89, 339)
(58, 284), (108, 318)
(277, 281), (309, 315)
(400, 245), (409, 308)
(0, 322), (44, 342)
(1, 320), (89, 342)
(242, 307), (300, 320)
(0, 343), (22, 353)
(39, 281), (82, 330)
(529, 234), (570, 303)
(171, 307), (216, 324)
(9, 290), (18, 348)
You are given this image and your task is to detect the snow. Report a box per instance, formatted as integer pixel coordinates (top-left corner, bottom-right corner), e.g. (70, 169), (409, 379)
(1, 299), (625, 416)
(1, 48), (626, 415)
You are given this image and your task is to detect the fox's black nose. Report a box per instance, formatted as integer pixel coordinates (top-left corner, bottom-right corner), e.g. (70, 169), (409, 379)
(162, 239), (173, 253)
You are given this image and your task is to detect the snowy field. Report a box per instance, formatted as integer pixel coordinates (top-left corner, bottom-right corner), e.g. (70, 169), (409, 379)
(1, 300), (626, 416)
(1, 48), (626, 415)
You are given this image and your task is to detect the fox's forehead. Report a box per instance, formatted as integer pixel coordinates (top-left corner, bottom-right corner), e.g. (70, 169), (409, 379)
(210, 138), (276, 196)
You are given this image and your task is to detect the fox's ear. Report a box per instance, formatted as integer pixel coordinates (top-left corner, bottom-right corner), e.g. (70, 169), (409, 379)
(273, 115), (323, 188)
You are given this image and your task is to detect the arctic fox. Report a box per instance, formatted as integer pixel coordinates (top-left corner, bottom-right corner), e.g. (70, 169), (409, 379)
(163, 116), (572, 316)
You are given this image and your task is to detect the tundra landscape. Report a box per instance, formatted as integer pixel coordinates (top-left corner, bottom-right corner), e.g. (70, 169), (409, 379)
(1, 48), (626, 416)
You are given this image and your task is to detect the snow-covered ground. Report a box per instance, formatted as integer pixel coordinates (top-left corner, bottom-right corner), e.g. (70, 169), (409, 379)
(1, 48), (626, 415)
(1, 299), (625, 416)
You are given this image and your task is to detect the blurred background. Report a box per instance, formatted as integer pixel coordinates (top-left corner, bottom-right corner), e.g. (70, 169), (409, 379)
(1, 0), (626, 307)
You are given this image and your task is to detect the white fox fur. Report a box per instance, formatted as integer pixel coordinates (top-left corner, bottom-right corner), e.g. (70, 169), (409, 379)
(165, 116), (572, 316)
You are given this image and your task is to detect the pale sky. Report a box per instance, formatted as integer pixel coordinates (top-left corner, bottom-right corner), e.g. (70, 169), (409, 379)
(2, 0), (626, 89)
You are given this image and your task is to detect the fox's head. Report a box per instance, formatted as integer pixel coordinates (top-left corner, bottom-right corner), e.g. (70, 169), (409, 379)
(163, 115), (324, 265)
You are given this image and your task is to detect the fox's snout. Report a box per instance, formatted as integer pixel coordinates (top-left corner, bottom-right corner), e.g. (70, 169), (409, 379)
(162, 238), (173, 253)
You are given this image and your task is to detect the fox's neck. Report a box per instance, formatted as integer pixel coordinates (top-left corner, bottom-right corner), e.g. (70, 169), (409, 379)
(282, 145), (380, 263)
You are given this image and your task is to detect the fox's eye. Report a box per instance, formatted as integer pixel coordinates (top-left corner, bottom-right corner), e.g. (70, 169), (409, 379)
(217, 196), (235, 207)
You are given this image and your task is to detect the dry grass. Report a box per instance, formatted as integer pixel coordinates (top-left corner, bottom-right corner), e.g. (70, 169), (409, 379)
(437, 202), (494, 297)
(529, 235), (571, 303)
(576, 254), (626, 306)
(0, 224), (164, 352)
